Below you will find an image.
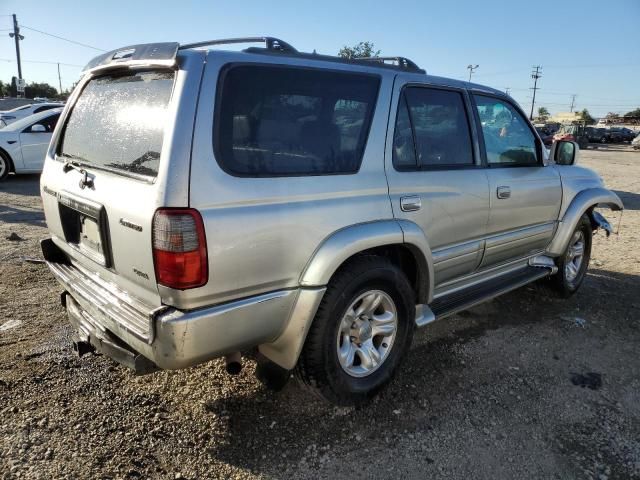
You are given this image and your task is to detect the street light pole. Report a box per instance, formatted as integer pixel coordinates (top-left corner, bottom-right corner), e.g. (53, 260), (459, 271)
(467, 64), (479, 82)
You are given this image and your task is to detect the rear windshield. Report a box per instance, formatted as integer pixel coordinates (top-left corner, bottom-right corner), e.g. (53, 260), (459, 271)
(60, 71), (175, 178)
(215, 65), (380, 177)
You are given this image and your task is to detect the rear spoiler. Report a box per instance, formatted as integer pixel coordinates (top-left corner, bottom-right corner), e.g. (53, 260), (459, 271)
(82, 42), (180, 74)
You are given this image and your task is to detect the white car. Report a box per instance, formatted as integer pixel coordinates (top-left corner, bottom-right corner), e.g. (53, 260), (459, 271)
(0, 108), (63, 180)
(0, 102), (64, 128)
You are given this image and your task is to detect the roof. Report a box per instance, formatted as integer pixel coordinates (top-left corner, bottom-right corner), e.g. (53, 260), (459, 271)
(81, 37), (507, 97)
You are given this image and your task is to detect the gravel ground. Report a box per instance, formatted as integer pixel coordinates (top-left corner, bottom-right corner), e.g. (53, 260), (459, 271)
(1, 145), (639, 479)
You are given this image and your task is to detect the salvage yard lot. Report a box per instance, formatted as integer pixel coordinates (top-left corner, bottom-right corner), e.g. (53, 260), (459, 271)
(1, 146), (639, 479)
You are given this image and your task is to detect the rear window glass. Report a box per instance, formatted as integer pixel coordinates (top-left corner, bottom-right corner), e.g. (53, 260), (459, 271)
(60, 71), (175, 177)
(215, 65), (380, 176)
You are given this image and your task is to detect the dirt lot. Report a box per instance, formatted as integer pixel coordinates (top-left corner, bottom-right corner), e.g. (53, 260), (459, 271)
(1, 145), (639, 479)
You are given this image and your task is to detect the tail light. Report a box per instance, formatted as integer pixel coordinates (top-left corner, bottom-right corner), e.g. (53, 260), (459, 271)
(152, 208), (208, 289)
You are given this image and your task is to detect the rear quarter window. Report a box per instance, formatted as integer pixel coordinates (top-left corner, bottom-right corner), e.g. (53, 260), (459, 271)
(214, 65), (380, 177)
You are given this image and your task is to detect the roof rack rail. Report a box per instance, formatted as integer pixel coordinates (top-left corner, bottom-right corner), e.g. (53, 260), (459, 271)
(180, 37), (297, 53)
(355, 56), (424, 73)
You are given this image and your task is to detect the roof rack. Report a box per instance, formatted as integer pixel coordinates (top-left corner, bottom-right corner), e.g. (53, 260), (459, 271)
(355, 56), (424, 73)
(180, 37), (297, 53)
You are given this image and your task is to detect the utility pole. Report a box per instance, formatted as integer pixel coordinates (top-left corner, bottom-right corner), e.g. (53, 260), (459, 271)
(57, 63), (63, 96)
(569, 94), (577, 113)
(505, 87), (511, 96)
(529, 65), (542, 120)
(467, 64), (479, 82)
(9, 14), (23, 80)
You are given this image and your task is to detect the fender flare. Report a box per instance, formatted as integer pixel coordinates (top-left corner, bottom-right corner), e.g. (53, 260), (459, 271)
(547, 187), (623, 256)
(299, 219), (434, 302)
(260, 220), (435, 370)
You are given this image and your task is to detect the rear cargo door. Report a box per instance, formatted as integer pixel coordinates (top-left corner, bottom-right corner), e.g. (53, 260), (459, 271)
(40, 70), (179, 307)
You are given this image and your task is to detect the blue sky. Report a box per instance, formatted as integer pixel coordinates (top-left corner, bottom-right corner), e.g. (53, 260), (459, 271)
(1, 0), (639, 117)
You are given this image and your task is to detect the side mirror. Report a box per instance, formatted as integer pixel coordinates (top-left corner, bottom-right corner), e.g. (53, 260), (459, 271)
(30, 124), (47, 133)
(551, 140), (578, 165)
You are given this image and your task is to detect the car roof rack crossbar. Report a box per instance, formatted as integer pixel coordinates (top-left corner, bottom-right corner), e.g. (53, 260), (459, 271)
(354, 56), (424, 73)
(180, 37), (298, 53)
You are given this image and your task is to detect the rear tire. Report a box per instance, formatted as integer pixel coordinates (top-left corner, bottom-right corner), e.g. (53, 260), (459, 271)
(550, 214), (592, 297)
(296, 256), (415, 406)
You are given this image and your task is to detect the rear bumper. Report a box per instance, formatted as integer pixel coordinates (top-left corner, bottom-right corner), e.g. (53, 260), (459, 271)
(42, 239), (299, 370)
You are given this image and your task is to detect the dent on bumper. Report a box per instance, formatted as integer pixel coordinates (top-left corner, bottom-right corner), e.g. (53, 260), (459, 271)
(43, 239), (306, 370)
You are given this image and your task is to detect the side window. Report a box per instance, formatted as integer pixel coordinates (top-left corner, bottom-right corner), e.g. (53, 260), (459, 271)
(392, 87), (474, 170)
(215, 65), (380, 176)
(41, 113), (60, 132)
(392, 96), (417, 169)
(473, 95), (538, 166)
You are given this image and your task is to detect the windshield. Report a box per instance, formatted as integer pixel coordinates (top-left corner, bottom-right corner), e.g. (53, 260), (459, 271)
(59, 71), (175, 178)
(1, 108), (63, 132)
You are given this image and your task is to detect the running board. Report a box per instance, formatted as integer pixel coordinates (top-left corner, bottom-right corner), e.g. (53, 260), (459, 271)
(429, 266), (552, 320)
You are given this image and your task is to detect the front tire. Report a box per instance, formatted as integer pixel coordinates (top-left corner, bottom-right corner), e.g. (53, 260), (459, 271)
(550, 214), (592, 297)
(0, 152), (10, 180)
(296, 256), (415, 406)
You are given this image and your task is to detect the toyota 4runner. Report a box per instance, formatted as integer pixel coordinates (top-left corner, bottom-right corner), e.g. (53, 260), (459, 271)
(40, 37), (623, 405)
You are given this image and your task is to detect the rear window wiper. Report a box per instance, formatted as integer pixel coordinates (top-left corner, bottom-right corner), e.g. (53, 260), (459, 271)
(60, 154), (89, 173)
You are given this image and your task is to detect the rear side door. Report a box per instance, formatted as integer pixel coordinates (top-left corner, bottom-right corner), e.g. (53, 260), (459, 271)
(19, 113), (59, 170)
(471, 94), (561, 268)
(385, 82), (490, 286)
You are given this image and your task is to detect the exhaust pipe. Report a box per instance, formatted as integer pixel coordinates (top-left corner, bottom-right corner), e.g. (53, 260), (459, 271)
(225, 352), (242, 375)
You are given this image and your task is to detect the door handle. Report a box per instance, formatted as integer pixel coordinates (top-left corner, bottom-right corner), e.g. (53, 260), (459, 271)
(400, 195), (421, 212)
(496, 186), (511, 199)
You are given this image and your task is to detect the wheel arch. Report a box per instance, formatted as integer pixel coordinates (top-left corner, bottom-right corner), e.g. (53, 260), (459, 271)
(260, 220), (434, 370)
(547, 187), (623, 256)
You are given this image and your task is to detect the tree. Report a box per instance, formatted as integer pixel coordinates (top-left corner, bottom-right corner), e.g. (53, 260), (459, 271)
(624, 108), (640, 119)
(578, 108), (596, 125)
(10, 77), (18, 97)
(338, 41), (380, 59)
(24, 82), (58, 100)
(536, 107), (550, 122)
(0, 80), (8, 97)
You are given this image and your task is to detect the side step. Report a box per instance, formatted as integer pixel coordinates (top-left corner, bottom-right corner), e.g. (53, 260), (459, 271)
(430, 266), (552, 320)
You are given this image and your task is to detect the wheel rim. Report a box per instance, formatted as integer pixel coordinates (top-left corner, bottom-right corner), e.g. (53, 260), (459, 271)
(0, 157), (6, 177)
(336, 290), (398, 378)
(565, 230), (585, 282)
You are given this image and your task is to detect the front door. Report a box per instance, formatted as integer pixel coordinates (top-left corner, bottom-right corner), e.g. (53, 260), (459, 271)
(19, 112), (59, 170)
(385, 83), (490, 286)
(471, 94), (561, 268)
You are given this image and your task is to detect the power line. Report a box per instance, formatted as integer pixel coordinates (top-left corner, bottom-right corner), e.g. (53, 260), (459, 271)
(20, 25), (105, 51)
(0, 57), (82, 67)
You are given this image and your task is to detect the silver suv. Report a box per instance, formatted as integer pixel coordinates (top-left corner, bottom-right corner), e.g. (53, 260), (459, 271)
(40, 38), (623, 405)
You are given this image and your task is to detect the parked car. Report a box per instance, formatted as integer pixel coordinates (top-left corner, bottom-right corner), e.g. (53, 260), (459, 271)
(632, 133), (640, 150)
(0, 108), (62, 180)
(535, 126), (554, 146)
(0, 102), (64, 127)
(585, 127), (609, 143)
(609, 127), (636, 142)
(553, 124), (589, 149)
(605, 128), (625, 143)
(39, 38), (623, 406)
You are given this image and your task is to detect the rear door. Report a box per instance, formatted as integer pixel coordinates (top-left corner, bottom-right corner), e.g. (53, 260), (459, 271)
(385, 81), (490, 286)
(471, 94), (561, 268)
(40, 66), (198, 308)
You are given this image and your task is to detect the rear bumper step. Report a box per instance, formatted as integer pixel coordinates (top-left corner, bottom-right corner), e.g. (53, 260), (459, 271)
(66, 294), (158, 375)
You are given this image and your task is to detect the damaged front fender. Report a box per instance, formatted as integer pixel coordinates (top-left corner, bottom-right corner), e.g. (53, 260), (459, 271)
(547, 188), (623, 256)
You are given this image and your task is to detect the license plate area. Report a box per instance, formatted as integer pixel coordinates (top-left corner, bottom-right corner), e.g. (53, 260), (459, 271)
(58, 192), (111, 267)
